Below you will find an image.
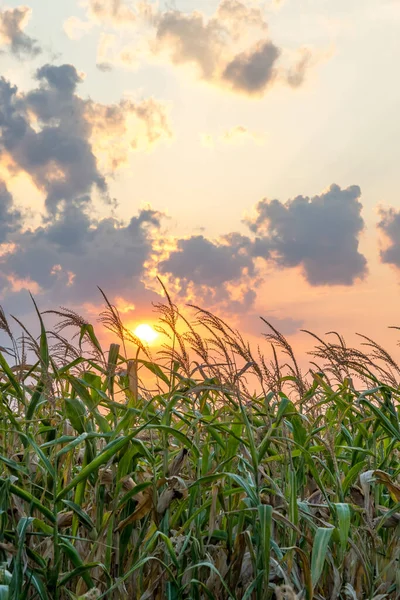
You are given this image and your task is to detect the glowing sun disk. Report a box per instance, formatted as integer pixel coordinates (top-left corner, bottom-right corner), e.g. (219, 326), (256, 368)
(134, 323), (158, 344)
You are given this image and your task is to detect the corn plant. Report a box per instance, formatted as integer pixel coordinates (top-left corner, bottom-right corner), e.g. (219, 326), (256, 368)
(0, 292), (399, 599)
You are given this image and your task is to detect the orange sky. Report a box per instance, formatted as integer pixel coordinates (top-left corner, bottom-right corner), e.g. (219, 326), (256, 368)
(0, 0), (400, 370)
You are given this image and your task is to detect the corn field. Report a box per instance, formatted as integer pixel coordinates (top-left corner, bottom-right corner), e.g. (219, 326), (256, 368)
(0, 289), (399, 600)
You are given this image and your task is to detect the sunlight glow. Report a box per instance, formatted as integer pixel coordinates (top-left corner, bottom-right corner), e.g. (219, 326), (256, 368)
(133, 323), (158, 344)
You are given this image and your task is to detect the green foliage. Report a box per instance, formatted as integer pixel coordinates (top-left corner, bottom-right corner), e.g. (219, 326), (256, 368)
(0, 295), (399, 599)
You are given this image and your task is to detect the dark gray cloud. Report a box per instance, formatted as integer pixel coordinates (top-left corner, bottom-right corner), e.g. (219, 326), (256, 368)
(0, 180), (22, 243)
(155, 232), (261, 313)
(35, 64), (82, 94)
(223, 40), (280, 94)
(378, 207), (400, 267)
(156, 185), (367, 308)
(246, 184), (367, 286)
(0, 66), (106, 215)
(159, 234), (254, 287)
(156, 233), (258, 313)
(0, 62), (172, 322)
(0, 5), (41, 58)
(1, 202), (164, 306)
(0, 55), (366, 332)
(0, 63), (171, 215)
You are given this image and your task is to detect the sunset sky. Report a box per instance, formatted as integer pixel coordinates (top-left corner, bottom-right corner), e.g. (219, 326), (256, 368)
(1, 0), (400, 361)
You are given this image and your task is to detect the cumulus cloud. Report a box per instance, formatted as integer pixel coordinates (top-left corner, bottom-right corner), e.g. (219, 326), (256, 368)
(0, 5), (41, 58)
(153, 10), (226, 80)
(0, 63), (172, 319)
(154, 232), (259, 313)
(222, 40), (280, 94)
(0, 63), (171, 214)
(245, 184), (367, 286)
(83, 0), (313, 96)
(149, 2), (284, 96)
(149, 1), (315, 95)
(377, 207), (400, 268)
(0, 202), (164, 309)
(154, 184), (367, 313)
(0, 66), (105, 215)
(159, 234), (254, 287)
(151, 232), (257, 313)
(85, 96), (172, 170)
(0, 57), (366, 328)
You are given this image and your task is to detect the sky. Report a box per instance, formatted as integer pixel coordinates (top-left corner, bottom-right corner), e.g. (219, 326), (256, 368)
(1, 0), (400, 363)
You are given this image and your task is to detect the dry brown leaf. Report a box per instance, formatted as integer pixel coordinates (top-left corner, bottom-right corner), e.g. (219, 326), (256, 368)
(77, 589), (101, 600)
(208, 483), (219, 533)
(374, 506), (400, 528)
(120, 475), (135, 491)
(156, 476), (188, 516)
(275, 584), (300, 600)
(115, 487), (153, 532)
(373, 470), (400, 502)
(349, 486), (365, 507)
(76, 447), (85, 465)
(238, 552), (253, 592)
(157, 488), (183, 516)
(205, 546), (228, 594)
(99, 468), (113, 486)
(0, 541), (17, 554)
(230, 531), (246, 590)
(308, 490), (324, 505)
(167, 448), (188, 477)
(57, 511), (73, 528)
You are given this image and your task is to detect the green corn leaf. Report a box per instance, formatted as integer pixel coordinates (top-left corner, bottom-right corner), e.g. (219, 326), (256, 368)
(26, 381), (45, 422)
(58, 562), (106, 587)
(9, 517), (34, 599)
(59, 541), (95, 589)
(146, 424), (199, 458)
(25, 569), (49, 600)
(137, 360), (171, 385)
(0, 352), (24, 402)
(342, 461), (366, 495)
(0, 586), (9, 600)
(258, 503), (272, 593)
(17, 432), (55, 479)
(65, 397), (87, 434)
(334, 503), (351, 554)
(9, 482), (55, 523)
(311, 527), (333, 589)
(56, 432), (138, 501)
(360, 398), (400, 441)
(62, 500), (96, 532)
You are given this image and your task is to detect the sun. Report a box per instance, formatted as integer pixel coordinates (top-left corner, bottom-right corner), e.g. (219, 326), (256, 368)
(133, 323), (158, 344)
